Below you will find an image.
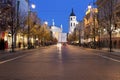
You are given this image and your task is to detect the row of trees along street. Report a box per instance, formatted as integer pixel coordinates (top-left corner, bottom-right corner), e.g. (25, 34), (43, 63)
(68, 0), (119, 52)
(0, 0), (56, 51)
(97, 0), (118, 52)
(16, 11), (55, 49)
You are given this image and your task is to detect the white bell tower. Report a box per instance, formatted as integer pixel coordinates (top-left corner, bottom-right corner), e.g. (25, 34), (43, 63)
(69, 9), (77, 34)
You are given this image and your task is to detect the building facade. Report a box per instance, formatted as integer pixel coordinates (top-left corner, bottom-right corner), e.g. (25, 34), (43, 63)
(50, 20), (67, 43)
(50, 20), (62, 42)
(59, 33), (67, 43)
(83, 5), (98, 46)
(0, 0), (28, 49)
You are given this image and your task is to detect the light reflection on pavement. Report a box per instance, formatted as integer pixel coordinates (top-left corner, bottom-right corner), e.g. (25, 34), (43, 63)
(0, 45), (119, 80)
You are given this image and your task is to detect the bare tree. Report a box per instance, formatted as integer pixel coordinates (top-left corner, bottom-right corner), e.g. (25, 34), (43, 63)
(99, 0), (117, 52)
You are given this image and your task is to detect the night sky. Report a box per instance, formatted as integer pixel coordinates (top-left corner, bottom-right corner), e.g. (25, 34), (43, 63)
(31, 0), (96, 33)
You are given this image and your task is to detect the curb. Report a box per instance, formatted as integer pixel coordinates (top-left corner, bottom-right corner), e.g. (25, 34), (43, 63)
(0, 46), (52, 61)
(71, 45), (120, 56)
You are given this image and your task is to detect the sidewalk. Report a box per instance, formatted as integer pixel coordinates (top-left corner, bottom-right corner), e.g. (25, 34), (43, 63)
(0, 48), (27, 61)
(0, 48), (26, 54)
(101, 48), (120, 56)
(73, 45), (120, 56)
(0, 46), (50, 61)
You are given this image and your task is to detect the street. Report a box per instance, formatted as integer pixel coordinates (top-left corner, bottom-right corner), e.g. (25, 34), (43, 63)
(0, 45), (120, 80)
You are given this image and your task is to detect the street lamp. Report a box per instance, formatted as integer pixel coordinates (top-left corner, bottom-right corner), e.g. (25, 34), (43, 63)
(44, 21), (48, 25)
(27, 0), (35, 49)
(10, 0), (20, 52)
(42, 21), (48, 46)
(88, 4), (92, 9)
(31, 4), (36, 9)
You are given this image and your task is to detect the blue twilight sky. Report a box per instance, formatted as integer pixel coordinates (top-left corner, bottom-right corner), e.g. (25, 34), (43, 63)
(31, 0), (96, 33)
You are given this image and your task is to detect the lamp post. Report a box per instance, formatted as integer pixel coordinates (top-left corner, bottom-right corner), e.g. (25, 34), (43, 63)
(78, 21), (82, 47)
(10, 0), (20, 52)
(42, 21), (48, 46)
(98, 29), (101, 49)
(27, 0), (35, 49)
(109, 24), (116, 52)
(16, 0), (20, 48)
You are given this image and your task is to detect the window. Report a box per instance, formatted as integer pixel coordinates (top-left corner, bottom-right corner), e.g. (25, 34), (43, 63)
(74, 23), (75, 26)
(71, 18), (72, 20)
(71, 23), (72, 26)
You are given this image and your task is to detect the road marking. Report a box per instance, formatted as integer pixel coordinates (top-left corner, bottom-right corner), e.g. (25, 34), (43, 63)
(0, 54), (26, 64)
(97, 54), (120, 63)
